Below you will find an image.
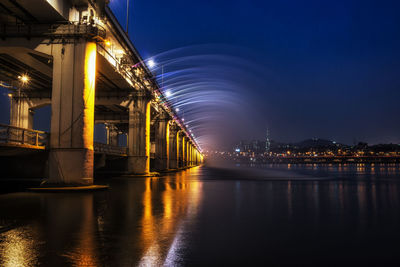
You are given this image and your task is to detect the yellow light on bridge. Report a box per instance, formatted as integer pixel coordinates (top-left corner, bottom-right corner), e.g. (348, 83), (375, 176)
(105, 40), (111, 47)
(18, 74), (29, 83)
(83, 42), (97, 150)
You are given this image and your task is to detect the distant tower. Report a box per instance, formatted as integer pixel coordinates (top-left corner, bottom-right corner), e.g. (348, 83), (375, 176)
(265, 128), (271, 152)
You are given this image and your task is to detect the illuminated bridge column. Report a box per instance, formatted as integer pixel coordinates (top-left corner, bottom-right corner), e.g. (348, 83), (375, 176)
(182, 135), (187, 167)
(190, 142), (193, 166)
(168, 123), (179, 169)
(192, 146), (195, 166)
(198, 152), (201, 164)
(188, 143), (191, 166)
(48, 41), (97, 185)
(155, 111), (170, 171)
(189, 143), (193, 166)
(185, 138), (189, 167)
(126, 91), (151, 174)
(177, 131), (183, 168)
(9, 97), (33, 129)
(106, 123), (119, 146)
(193, 147), (196, 165)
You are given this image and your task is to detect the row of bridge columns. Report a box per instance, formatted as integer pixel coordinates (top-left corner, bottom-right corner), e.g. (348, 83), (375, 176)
(7, 39), (203, 186)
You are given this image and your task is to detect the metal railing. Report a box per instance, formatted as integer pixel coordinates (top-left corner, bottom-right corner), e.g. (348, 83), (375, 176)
(94, 142), (128, 156)
(0, 22), (106, 40)
(0, 124), (128, 156)
(0, 123), (48, 149)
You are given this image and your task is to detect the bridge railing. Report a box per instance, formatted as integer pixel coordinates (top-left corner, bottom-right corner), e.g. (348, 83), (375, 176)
(0, 123), (48, 149)
(0, 22), (106, 39)
(94, 142), (128, 156)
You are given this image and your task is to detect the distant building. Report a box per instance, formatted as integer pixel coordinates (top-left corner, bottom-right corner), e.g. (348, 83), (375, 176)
(265, 128), (271, 152)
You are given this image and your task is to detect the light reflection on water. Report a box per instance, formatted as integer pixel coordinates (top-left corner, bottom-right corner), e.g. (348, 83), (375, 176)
(0, 226), (39, 267)
(0, 165), (400, 265)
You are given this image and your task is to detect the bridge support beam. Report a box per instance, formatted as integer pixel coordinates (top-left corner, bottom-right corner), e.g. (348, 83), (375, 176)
(48, 41), (97, 185)
(182, 136), (187, 167)
(191, 145), (195, 166)
(106, 123), (119, 146)
(126, 92), (151, 174)
(154, 112), (169, 171)
(192, 146), (195, 166)
(177, 132), (182, 168)
(185, 139), (189, 167)
(192, 147), (196, 165)
(168, 123), (178, 169)
(188, 143), (191, 166)
(10, 97), (34, 129)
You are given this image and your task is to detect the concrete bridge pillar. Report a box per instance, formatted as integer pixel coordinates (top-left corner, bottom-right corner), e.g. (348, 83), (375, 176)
(10, 97), (34, 129)
(177, 131), (183, 168)
(154, 111), (170, 171)
(126, 91), (151, 174)
(185, 138), (189, 167)
(190, 144), (194, 166)
(48, 41), (97, 185)
(188, 143), (192, 166)
(182, 134), (186, 167)
(192, 145), (195, 166)
(106, 124), (119, 146)
(168, 123), (178, 169)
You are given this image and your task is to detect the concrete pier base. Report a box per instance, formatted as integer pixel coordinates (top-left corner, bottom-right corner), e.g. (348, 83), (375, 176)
(28, 184), (109, 192)
(48, 149), (94, 185)
(126, 156), (149, 175)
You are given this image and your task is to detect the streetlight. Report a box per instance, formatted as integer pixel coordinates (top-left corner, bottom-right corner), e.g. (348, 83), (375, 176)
(18, 74), (29, 84)
(147, 59), (156, 69)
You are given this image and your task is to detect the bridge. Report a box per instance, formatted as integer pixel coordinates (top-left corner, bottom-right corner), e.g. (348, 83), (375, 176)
(0, 0), (203, 186)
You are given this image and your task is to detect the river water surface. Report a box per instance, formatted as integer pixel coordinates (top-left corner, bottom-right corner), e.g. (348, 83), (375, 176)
(1, 164), (400, 266)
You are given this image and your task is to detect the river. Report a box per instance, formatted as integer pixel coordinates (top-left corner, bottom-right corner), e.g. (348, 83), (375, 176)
(1, 163), (400, 266)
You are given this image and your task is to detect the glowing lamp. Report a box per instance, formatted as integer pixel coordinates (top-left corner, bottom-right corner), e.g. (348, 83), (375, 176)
(19, 75), (29, 83)
(147, 59), (156, 68)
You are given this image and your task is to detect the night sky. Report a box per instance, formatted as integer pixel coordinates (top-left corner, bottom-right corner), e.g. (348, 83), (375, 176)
(109, 0), (400, 149)
(1, 0), (400, 150)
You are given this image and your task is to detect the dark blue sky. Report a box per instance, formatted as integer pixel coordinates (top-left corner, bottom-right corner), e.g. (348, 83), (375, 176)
(111, 0), (400, 147)
(2, 0), (399, 149)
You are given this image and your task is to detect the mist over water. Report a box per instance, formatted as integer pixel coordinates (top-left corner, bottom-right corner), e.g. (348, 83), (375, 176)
(144, 44), (270, 151)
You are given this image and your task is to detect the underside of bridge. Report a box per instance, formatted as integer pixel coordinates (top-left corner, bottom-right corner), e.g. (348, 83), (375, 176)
(0, 0), (203, 185)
